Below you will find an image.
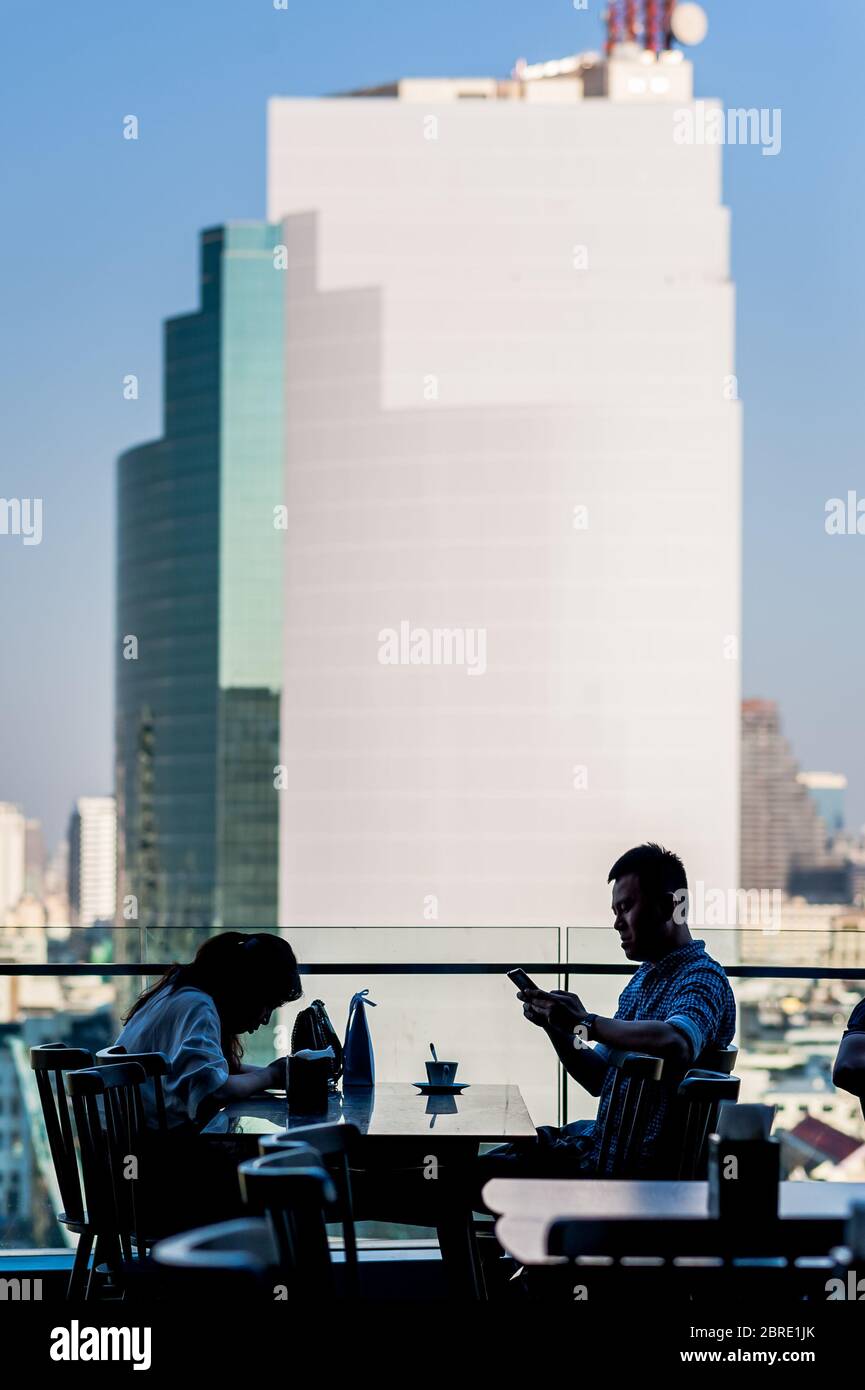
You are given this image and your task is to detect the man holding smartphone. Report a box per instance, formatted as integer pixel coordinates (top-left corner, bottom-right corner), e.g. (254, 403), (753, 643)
(491, 843), (736, 1181)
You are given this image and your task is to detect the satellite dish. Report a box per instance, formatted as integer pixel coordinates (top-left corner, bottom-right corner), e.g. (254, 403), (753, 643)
(671, 2), (709, 46)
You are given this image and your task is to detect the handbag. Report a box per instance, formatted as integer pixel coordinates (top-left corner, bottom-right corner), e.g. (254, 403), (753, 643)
(291, 999), (343, 1090)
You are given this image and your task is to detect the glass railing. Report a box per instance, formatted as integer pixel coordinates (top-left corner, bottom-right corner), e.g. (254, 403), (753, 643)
(1, 924), (864, 1251)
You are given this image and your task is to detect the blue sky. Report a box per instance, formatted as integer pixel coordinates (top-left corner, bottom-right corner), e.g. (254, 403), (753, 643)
(2, 0), (864, 848)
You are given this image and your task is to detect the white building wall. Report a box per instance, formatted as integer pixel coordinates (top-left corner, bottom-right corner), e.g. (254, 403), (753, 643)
(73, 797), (117, 928)
(0, 804), (26, 926)
(268, 76), (741, 950)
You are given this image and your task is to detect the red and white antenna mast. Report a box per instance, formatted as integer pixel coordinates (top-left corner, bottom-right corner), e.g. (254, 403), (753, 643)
(605, 2), (623, 56)
(644, 0), (660, 52)
(624, 0), (639, 43)
(662, 0), (676, 48)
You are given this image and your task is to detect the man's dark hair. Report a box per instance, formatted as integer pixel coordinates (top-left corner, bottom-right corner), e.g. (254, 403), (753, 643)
(607, 843), (688, 908)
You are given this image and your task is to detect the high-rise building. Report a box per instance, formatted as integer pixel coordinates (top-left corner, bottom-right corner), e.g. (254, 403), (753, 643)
(797, 771), (846, 839)
(115, 225), (285, 940)
(741, 700), (826, 893)
(68, 796), (117, 928)
(24, 819), (45, 898)
(0, 803), (26, 926)
(269, 48), (742, 935)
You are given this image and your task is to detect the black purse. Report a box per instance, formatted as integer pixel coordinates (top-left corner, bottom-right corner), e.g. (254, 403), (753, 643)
(290, 999), (343, 1090)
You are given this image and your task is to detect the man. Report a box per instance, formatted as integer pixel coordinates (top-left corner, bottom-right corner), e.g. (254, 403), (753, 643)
(833, 998), (865, 1115)
(490, 843), (737, 1182)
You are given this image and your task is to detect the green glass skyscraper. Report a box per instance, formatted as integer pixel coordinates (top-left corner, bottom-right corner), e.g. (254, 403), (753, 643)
(116, 224), (284, 943)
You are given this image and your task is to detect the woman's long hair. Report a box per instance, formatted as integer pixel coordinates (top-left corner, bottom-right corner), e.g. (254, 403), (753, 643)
(124, 931), (302, 1072)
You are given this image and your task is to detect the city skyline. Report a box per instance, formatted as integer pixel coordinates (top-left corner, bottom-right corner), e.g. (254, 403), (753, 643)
(4, 6), (865, 1326)
(3, 0), (865, 849)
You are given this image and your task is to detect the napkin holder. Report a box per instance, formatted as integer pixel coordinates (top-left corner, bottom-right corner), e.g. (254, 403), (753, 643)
(287, 1046), (334, 1114)
(707, 1103), (780, 1221)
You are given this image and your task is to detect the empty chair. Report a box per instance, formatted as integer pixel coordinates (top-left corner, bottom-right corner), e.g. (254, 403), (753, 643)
(238, 1152), (337, 1299)
(260, 1122), (361, 1293)
(672, 1070), (741, 1179)
(66, 1061), (149, 1297)
(696, 1043), (738, 1075)
(258, 1139), (323, 1166)
(30, 1043), (95, 1298)
(152, 1218), (279, 1299)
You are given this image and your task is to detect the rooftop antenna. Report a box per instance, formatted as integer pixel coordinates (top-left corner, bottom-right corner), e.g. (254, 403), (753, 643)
(624, 0), (639, 43)
(644, 0), (660, 51)
(662, 0), (676, 47)
(605, 2), (623, 56)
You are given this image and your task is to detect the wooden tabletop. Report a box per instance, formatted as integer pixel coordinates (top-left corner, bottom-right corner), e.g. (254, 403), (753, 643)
(202, 1081), (536, 1143)
(484, 1179), (865, 1266)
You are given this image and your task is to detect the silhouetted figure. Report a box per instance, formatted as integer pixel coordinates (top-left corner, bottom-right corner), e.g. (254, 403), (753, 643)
(116, 931), (302, 1231)
(482, 843), (736, 1188)
(833, 998), (865, 1115)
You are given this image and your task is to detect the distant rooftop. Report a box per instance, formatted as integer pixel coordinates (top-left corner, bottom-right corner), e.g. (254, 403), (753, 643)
(788, 1115), (863, 1165)
(337, 1), (710, 103)
(337, 45), (694, 105)
(798, 771), (848, 791)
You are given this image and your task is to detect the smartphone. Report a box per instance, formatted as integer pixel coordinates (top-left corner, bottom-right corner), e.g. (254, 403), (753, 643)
(507, 967), (539, 994)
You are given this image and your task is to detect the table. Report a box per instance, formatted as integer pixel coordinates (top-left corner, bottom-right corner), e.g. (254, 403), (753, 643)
(202, 1082), (535, 1143)
(483, 1178), (865, 1266)
(204, 1082), (536, 1296)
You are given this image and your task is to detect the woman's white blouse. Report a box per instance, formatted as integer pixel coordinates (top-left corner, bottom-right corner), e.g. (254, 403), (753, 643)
(115, 985), (230, 1128)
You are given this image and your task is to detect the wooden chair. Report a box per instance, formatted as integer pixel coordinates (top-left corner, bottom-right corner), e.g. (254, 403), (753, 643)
(66, 1062), (149, 1297)
(259, 1122), (361, 1293)
(595, 1046), (740, 1178)
(238, 1152), (337, 1298)
(672, 1070), (741, 1179)
(151, 1218), (279, 1299)
(29, 1043), (95, 1298)
(699, 1043), (738, 1074)
(95, 1046), (170, 1132)
(595, 1051), (664, 1177)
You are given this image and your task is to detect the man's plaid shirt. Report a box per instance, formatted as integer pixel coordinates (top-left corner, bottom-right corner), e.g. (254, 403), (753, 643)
(580, 939), (736, 1175)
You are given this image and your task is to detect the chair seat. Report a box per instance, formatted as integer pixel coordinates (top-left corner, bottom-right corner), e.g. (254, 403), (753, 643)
(58, 1213), (90, 1234)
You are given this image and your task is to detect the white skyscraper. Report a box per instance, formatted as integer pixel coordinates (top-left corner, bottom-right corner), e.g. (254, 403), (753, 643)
(0, 804), (26, 926)
(269, 48), (741, 949)
(68, 796), (117, 928)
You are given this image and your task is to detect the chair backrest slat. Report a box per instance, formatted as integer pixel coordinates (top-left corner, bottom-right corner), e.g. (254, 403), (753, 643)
(30, 1044), (94, 1225)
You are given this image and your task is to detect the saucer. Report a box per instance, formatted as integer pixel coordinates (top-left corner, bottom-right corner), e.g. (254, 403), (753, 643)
(412, 1081), (470, 1095)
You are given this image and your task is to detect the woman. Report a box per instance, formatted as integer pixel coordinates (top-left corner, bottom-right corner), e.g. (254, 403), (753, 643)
(117, 930), (302, 1129)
